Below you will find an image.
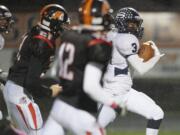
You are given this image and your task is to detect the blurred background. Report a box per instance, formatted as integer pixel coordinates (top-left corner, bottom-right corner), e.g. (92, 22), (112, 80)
(0, 0), (180, 135)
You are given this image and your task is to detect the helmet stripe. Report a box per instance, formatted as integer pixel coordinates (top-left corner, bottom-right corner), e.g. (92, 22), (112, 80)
(82, 0), (93, 24)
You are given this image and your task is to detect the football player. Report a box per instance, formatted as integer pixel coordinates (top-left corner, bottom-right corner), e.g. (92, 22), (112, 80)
(0, 5), (14, 50)
(2, 4), (70, 135)
(0, 4), (14, 83)
(97, 7), (164, 135)
(0, 5), (25, 135)
(42, 0), (125, 135)
(0, 4), (14, 120)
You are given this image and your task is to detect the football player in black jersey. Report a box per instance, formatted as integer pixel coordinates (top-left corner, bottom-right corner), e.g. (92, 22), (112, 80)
(2, 4), (70, 135)
(42, 1), (125, 135)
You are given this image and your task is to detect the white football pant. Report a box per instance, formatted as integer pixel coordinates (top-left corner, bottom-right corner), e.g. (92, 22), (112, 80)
(98, 88), (164, 127)
(43, 99), (105, 135)
(3, 81), (43, 135)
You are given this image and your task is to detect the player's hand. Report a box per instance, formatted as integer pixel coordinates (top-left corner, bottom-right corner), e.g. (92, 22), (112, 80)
(146, 41), (164, 57)
(50, 84), (62, 97)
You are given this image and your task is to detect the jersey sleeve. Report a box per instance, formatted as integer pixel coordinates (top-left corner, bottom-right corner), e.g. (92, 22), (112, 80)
(31, 36), (55, 72)
(24, 55), (53, 97)
(24, 36), (55, 97)
(114, 34), (140, 58)
(87, 39), (112, 65)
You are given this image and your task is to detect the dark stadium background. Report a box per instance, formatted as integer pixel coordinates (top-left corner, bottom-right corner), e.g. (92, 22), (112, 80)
(1, 0), (180, 11)
(0, 0), (180, 134)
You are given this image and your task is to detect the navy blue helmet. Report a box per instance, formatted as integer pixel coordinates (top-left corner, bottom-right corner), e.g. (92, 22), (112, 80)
(114, 7), (144, 39)
(0, 5), (14, 33)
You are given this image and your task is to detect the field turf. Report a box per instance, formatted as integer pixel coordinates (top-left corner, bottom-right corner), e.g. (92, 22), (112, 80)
(107, 130), (180, 135)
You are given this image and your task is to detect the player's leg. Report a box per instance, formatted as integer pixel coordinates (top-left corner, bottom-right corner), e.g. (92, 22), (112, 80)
(126, 88), (164, 135)
(43, 99), (104, 135)
(3, 81), (43, 135)
(98, 104), (117, 128)
(97, 82), (130, 128)
(42, 116), (65, 135)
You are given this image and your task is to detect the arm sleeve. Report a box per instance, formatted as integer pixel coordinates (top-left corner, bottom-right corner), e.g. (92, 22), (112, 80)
(24, 39), (53, 97)
(83, 62), (115, 106)
(127, 54), (161, 75)
(24, 56), (52, 97)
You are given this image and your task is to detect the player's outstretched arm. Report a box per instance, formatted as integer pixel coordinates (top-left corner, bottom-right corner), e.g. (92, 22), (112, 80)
(83, 62), (113, 106)
(127, 41), (164, 75)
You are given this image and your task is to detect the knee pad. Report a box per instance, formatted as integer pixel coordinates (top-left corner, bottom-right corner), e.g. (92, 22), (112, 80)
(151, 105), (164, 120)
(146, 104), (164, 129)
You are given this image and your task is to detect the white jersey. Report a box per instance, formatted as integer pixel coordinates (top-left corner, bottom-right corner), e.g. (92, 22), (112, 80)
(103, 31), (140, 94)
(0, 34), (5, 50)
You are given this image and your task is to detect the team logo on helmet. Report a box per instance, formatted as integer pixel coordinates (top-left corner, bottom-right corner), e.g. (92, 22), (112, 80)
(40, 4), (70, 35)
(52, 11), (64, 21)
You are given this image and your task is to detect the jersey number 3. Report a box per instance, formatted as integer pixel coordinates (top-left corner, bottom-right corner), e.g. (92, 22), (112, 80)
(131, 43), (137, 53)
(58, 42), (75, 80)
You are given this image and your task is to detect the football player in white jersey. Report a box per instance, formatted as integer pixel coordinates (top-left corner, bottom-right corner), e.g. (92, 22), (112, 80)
(98, 7), (164, 135)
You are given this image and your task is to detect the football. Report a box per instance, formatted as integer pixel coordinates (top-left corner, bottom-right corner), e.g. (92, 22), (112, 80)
(138, 42), (155, 62)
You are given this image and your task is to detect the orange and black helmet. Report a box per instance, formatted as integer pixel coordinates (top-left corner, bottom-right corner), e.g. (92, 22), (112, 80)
(40, 4), (70, 34)
(78, 0), (113, 30)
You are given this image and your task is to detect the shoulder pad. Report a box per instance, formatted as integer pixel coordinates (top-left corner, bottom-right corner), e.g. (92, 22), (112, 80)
(33, 35), (55, 49)
(114, 33), (140, 58)
(88, 38), (112, 64)
(88, 38), (112, 47)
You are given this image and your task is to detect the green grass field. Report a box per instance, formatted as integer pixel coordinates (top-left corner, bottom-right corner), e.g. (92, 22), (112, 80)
(107, 130), (180, 135)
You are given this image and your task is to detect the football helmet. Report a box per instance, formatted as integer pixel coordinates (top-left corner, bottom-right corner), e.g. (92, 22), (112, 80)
(78, 0), (113, 30)
(40, 4), (70, 35)
(114, 7), (144, 39)
(0, 5), (14, 33)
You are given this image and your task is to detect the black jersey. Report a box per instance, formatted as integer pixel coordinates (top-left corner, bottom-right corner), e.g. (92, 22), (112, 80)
(57, 30), (112, 107)
(8, 25), (56, 97)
